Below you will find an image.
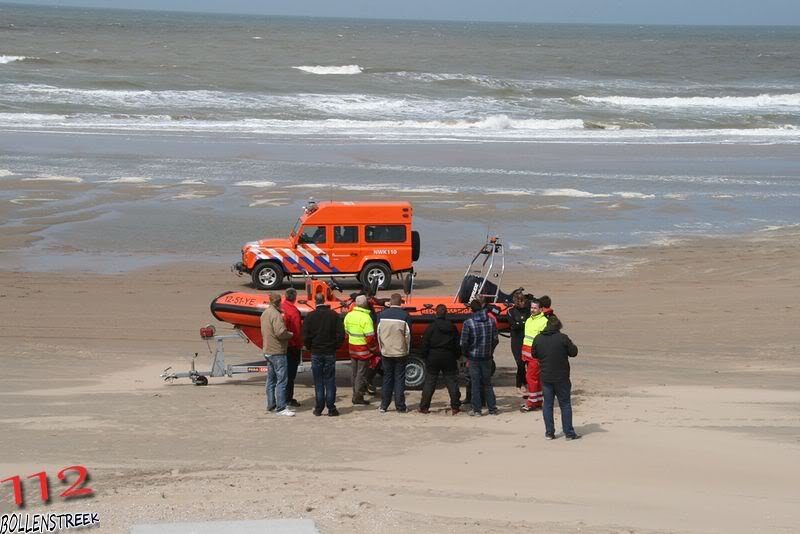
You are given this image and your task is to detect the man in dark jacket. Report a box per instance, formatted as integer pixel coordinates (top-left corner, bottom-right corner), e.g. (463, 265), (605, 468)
(460, 299), (499, 416)
(418, 304), (461, 415)
(302, 293), (346, 416)
(508, 290), (532, 395)
(534, 315), (580, 440)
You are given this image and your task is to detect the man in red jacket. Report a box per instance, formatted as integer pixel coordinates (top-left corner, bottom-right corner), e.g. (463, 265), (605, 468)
(283, 288), (303, 408)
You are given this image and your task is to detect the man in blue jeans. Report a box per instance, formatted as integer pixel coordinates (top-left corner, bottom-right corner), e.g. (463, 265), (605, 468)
(376, 294), (412, 414)
(260, 292), (295, 417)
(302, 293), (346, 416)
(534, 315), (580, 440)
(460, 299), (499, 416)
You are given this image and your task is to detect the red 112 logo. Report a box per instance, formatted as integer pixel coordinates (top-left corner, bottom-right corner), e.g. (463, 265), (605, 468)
(1, 466), (93, 507)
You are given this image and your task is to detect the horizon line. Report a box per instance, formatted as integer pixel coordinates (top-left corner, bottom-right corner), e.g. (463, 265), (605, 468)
(2, 1), (800, 28)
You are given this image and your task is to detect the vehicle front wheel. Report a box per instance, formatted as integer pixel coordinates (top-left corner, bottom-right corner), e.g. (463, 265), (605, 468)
(404, 355), (426, 390)
(360, 262), (391, 290)
(252, 261), (284, 290)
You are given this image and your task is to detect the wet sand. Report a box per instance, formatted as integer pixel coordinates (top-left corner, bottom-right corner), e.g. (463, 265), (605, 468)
(1, 228), (799, 532)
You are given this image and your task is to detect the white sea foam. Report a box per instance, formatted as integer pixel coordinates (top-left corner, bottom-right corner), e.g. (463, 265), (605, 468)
(234, 180), (276, 188)
(292, 65), (363, 75)
(95, 176), (151, 184)
(23, 175), (83, 183)
(249, 198), (291, 207)
(614, 191), (656, 199)
(0, 169), (13, 177)
(538, 189), (611, 198)
(179, 179), (205, 185)
(1, 111), (799, 145)
(551, 244), (628, 257)
(284, 183), (336, 189)
(578, 93), (800, 109)
(0, 56), (27, 64)
(10, 197), (57, 204)
(485, 189), (533, 196)
(339, 184), (457, 194)
(171, 192), (209, 200)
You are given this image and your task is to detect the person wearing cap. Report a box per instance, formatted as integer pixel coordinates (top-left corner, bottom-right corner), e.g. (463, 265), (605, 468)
(302, 292), (346, 416)
(343, 294), (381, 405)
(376, 293), (412, 413)
(282, 287), (303, 408)
(260, 292), (295, 417)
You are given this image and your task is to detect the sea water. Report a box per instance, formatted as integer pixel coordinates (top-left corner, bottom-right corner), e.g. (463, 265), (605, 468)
(1, 5), (799, 272)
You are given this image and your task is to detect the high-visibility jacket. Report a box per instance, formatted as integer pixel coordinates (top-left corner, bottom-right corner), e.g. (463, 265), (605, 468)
(343, 306), (381, 360)
(521, 312), (548, 362)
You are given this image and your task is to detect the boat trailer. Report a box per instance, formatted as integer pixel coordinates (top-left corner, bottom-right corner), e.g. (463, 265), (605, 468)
(160, 325), (290, 386)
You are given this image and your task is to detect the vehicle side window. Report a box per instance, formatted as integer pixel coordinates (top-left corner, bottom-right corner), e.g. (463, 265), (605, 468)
(334, 225), (358, 244)
(365, 225), (406, 243)
(299, 225), (326, 244)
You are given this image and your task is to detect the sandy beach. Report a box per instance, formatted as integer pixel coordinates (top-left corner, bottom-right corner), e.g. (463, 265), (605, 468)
(2, 226), (799, 533)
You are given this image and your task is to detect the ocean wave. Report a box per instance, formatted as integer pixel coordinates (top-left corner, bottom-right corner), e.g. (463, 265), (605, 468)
(0, 169), (14, 177)
(292, 65), (363, 75)
(539, 189), (611, 198)
(95, 176), (151, 184)
(2, 112), (800, 144)
(234, 180), (276, 188)
(577, 93), (800, 109)
(0, 55), (30, 64)
(614, 191), (656, 199)
(9, 197), (58, 205)
(0, 84), (507, 118)
(23, 175), (84, 183)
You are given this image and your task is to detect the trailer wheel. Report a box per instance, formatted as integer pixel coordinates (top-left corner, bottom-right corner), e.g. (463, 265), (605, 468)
(360, 262), (391, 290)
(194, 376), (209, 386)
(405, 355), (426, 390)
(252, 261), (283, 290)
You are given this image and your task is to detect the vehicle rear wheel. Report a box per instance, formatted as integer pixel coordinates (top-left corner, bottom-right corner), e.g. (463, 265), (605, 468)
(360, 262), (391, 290)
(405, 355), (426, 390)
(252, 261), (284, 290)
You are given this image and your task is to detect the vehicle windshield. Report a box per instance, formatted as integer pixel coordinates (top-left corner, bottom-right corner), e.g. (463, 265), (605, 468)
(290, 217), (302, 237)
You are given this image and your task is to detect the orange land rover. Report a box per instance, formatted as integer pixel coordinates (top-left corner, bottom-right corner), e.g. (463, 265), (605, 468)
(233, 200), (420, 290)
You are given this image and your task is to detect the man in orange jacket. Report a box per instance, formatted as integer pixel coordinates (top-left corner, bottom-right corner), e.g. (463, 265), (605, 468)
(521, 296), (554, 412)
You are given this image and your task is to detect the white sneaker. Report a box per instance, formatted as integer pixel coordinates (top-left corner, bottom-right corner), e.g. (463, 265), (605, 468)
(277, 409), (295, 417)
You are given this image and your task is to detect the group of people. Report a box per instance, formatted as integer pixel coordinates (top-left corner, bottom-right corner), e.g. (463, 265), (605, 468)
(259, 287), (580, 440)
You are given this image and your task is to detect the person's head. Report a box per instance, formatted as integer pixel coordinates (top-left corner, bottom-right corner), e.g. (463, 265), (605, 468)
(435, 304), (448, 318)
(513, 290), (526, 308)
(546, 314), (563, 332)
(530, 298), (542, 315)
(538, 295), (551, 309)
(390, 293), (402, 306)
(285, 287), (297, 303)
(355, 295), (368, 308)
(269, 292), (282, 308)
(314, 292), (325, 306)
(469, 299), (483, 313)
